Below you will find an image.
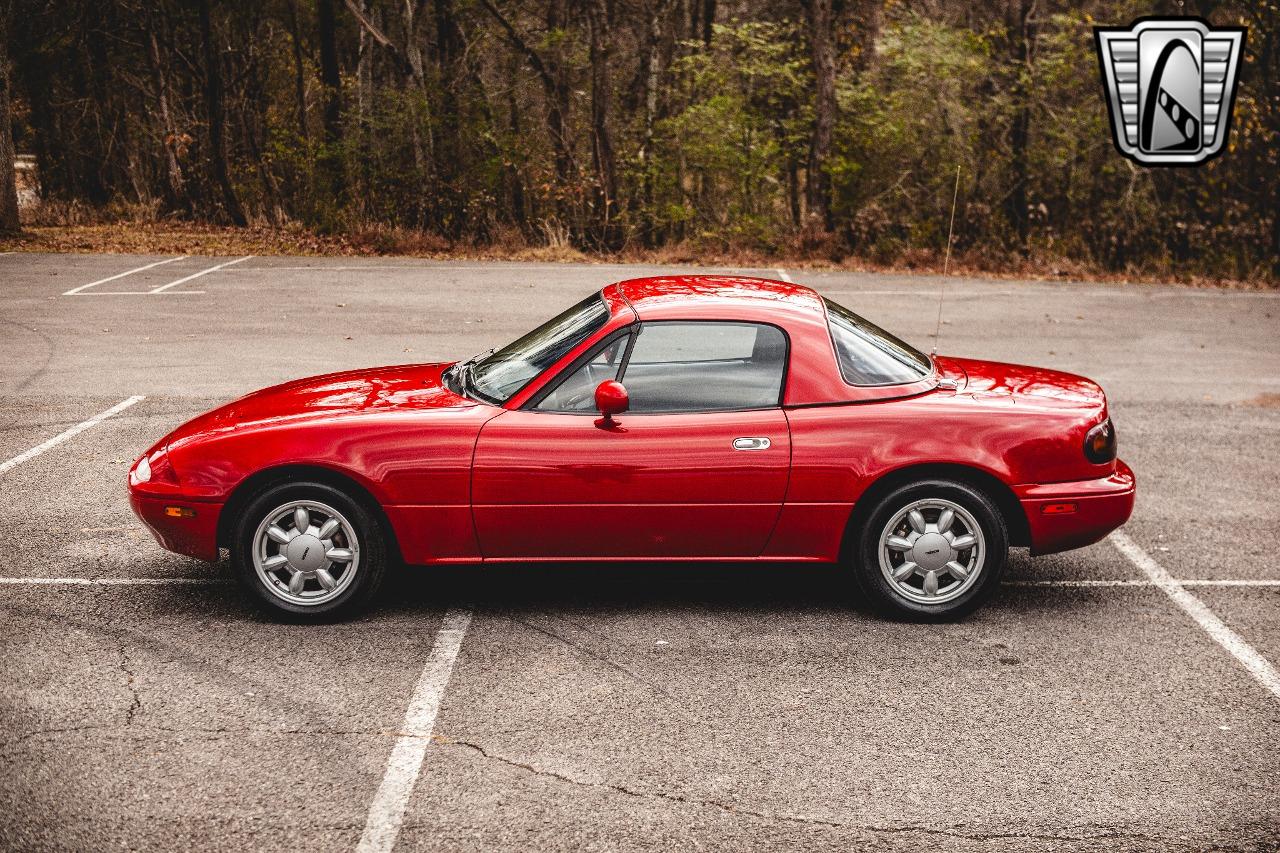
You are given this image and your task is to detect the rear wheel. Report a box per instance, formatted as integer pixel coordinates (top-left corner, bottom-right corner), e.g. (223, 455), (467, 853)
(849, 479), (1008, 619)
(231, 481), (387, 619)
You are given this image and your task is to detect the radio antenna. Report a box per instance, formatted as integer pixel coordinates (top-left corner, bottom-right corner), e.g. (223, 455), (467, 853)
(932, 163), (961, 357)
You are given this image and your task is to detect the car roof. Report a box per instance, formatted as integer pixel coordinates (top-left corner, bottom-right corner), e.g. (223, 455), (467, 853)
(605, 275), (825, 322)
(507, 274), (939, 409)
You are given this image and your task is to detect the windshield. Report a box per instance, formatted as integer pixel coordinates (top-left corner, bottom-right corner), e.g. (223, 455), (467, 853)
(468, 293), (610, 403)
(823, 298), (932, 385)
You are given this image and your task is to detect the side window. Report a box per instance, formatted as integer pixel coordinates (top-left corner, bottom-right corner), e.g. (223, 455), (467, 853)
(621, 322), (786, 412)
(533, 333), (630, 412)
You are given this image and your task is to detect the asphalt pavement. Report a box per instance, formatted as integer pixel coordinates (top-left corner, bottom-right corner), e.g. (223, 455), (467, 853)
(1, 252), (1278, 851)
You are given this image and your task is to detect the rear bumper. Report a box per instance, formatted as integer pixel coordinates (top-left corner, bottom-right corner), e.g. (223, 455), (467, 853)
(130, 492), (223, 562)
(1018, 460), (1135, 556)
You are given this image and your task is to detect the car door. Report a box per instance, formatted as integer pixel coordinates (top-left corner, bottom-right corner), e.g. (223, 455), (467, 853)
(471, 321), (792, 559)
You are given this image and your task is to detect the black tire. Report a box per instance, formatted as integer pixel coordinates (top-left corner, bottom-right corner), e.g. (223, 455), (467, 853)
(230, 480), (388, 620)
(848, 478), (1008, 620)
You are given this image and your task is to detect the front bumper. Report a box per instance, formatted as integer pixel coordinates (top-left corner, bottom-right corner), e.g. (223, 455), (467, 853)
(1018, 459), (1135, 556)
(130, 492), (223, 562)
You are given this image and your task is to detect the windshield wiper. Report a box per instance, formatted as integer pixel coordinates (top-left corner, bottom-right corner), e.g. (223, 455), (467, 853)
(459, 361), (477, 396)
(445, 348), (494, 395)
(447, 348), (498, 403)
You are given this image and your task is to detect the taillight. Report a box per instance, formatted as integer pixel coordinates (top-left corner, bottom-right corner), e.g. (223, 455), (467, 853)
(1084, 418), (1116, 464)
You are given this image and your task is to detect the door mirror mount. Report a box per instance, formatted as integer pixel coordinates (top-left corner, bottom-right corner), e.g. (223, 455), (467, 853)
(594, 380), (629, 429)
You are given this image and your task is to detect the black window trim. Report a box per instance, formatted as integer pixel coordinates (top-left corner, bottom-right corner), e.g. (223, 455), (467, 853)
(522, 319), (791, 415)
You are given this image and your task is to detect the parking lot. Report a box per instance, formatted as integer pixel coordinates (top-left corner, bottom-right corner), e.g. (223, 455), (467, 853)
(1, 252), (1278, 851)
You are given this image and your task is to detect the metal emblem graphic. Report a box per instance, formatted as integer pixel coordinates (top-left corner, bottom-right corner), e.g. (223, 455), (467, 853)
(1094, 18), (1245, 166)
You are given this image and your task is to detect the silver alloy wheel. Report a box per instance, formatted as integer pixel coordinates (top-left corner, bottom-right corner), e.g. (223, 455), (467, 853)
(252, 499), (360, 607)
(877, 498), (985, 605)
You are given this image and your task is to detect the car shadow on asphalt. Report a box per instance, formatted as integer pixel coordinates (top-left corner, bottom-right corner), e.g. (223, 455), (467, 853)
(53, 548), (1101, 625)
(366, 549), (1097, 623)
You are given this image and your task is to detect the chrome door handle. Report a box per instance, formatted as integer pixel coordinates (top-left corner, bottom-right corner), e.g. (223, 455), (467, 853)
(732, 437), (771, 451)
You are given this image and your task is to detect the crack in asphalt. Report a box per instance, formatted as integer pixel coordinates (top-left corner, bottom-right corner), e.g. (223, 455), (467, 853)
(0, 724), (400, 755)
(507, 614), (686, 707)
(0, 724), (1236, 848)
(0, 600), (408, 730)
(442, 738), (1189, 846)
(117, 643), (141, 726)
(0, 317), (54, 399)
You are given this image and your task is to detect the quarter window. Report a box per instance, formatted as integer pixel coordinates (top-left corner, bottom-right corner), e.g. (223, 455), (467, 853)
(823, 298), (931, 385)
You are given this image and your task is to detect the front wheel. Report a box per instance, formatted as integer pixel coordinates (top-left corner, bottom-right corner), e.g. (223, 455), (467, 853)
(230, 481), (387, 619)
(850, 479), (1008, 619)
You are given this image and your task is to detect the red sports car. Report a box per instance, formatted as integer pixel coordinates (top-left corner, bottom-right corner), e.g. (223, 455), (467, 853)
(129, 276), (1134, 619)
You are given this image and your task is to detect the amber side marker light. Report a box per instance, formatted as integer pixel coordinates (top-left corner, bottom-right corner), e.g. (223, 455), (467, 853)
(164, 506), (197, 518)
(1042, 503), (1077, 515)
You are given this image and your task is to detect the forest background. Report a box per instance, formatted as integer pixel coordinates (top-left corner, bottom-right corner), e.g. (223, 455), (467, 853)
(0, 0), (1275, 284)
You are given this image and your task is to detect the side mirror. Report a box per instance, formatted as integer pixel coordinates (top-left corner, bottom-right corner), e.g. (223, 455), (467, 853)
(594, 380), (629, 428)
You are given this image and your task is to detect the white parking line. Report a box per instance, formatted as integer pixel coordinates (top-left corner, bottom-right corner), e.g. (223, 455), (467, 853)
(0, 577), (229, 585)
(72, 290), (206, 296)
(0, 396), (145, 476)
(242, 263), (796, 273)
(832, 289), (1014, 296)
(775, 267), (793, 282)
(1006, 578), (1280, 588)
(1110, 531), (1280, 701)
(2, 576), (1278, 589)
(357, 609), (473, 853)
(1006, 579), (1152, 587)
(63, 257), (188, 295)
(149, 255), (253, 294)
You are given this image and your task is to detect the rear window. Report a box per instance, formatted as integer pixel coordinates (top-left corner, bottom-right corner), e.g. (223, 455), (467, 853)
(824, 298), (931, 385)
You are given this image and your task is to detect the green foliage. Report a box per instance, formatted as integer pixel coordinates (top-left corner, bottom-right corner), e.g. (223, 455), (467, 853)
(5, 0), (1277, 279)
(650, 21), (812, 246)
(831, 15), (999, 260)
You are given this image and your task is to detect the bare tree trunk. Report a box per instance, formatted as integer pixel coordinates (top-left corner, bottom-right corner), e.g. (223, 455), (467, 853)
(435, 0), (466, 236)
(243, 31), (283, 224)
(639, 0), (669, 247)
(356, 4), (373, 126)
(0, 9), (23, 234)
(344, 0), (431, 220)
(1006, 0), (1035, 256)
(504, 58), (529, 236)
(585, 0), (620, 249)
(803, 0), (835, 231)
(543, 0), (575, 234)
(1265, 21), (1280, 276)
(355, 0), (373, 209)
(344, 0), (422, 86)
(86, 4), (129, 202)
(317, 0), (345, 203)
(287, 0), (309, 141)
(700, 0), (714, 46)
(146, 26), (187, 212)
(477, 0), (576, 235)
(198, 0), (247, 226)
(787, 158), (800, 228)
(318, 0), (343, 143)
